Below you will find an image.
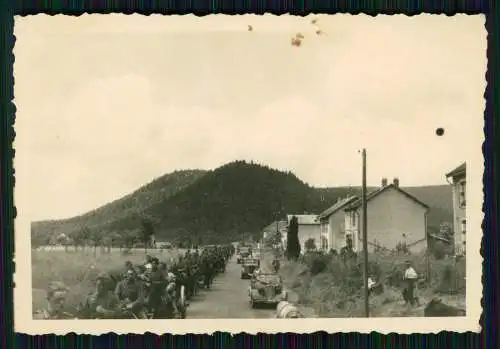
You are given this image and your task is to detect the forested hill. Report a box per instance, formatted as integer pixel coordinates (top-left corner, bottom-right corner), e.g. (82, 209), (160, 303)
(31, 161), (453, 245)
(102, 161), (336, 243)
(31, 169), (207, 241)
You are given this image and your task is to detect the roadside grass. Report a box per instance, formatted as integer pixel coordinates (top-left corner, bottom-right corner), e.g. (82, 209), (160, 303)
(31, 248), (181, 314)
(280, 251), (466, 317)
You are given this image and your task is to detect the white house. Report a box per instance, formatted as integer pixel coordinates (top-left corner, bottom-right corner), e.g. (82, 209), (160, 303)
(318, 196), (358, 252)
(343, 178), (429, 253)
(285, 214), (321, 253)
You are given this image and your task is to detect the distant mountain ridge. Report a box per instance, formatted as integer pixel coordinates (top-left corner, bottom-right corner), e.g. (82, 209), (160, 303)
(31, 161), (453, 244)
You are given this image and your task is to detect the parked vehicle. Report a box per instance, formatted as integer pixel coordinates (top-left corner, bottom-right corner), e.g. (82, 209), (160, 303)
(240, 258), (259, 279)
(237, 247), (251, 264)
(253, 249), (262, 260)
(248, 272), (288, 308)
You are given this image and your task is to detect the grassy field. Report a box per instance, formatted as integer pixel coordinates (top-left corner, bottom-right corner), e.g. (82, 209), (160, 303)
(31, 248), (183, 314)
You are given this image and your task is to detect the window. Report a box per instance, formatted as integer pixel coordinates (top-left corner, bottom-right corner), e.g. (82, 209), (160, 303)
(320, 236), (328, 250)
(350, 212), (356, 226)
(345, 234), (353, 250)
(461, 219), (466, 234)
(322, 223), (328, 234)
(458, 181), (466, 208)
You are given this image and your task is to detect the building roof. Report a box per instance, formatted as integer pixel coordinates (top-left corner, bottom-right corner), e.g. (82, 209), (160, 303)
(343, 184), (429, 211)
(318, 196), (358, 220)
(262, 220), (288, 233)
(445, 162), (466, 179)
(428, 233), (452, 244)
(286, 214), (319, 225)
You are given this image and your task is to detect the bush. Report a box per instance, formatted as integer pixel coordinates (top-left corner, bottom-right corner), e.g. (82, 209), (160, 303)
(300, 252), (329, 275)
(436, 258), (466, 294)
(431, 241), (446, 260)
(395, 241), (409, 255)
(386, 264), (405, 287)
(283, 249), (466, 317)
(304, 238), (317, 252)
(310, 256), (328, 275)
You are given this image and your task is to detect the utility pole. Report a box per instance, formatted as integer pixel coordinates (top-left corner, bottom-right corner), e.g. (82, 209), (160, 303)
(361, 148), (369, 318)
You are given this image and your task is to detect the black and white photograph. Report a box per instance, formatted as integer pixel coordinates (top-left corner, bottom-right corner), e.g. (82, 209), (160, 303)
(14, 14), (484, 334)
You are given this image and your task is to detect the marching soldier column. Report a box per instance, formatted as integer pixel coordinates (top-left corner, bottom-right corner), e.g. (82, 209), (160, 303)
(35, 244), (235, 319)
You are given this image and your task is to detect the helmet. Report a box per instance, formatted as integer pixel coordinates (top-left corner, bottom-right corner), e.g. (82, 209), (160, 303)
(48, 281), (69, 293)
(47, 281), (69, 300)
(167, 272), (176, 282)
(166, 283), (176, 293)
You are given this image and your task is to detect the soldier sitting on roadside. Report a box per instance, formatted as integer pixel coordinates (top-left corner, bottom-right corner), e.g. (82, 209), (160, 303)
(114, 268), (147, 319)
(33, 281), (75, 319)
(124, 260), (139, 277)
(82, 272), (121, 319)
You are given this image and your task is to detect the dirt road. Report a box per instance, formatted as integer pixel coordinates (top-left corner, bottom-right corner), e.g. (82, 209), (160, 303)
(187, 256), (277, 319)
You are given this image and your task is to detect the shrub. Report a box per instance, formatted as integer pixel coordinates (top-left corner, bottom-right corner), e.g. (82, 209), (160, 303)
(304, 238), (317, 252)
(431, 241), (446, 260)
(310, 256), (328, 275)
(436, 258), (466, 294)
(300, 251), (329, 275)
(395, 241), (409, 255)
(282, 249), (466, 317)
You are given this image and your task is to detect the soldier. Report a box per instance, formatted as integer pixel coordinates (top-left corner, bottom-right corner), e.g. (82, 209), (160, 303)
(114, 268), (147, 319)
(165, 272), (180, 318)
(272, 255), (281, 273)
(159, 261), (167, 274)
(201, 254), (213, 289)
(82, 272), (121, 319)
(33, 281), (75, 319)
(147, 257), (167, 315)
(124, 260), (140, 276)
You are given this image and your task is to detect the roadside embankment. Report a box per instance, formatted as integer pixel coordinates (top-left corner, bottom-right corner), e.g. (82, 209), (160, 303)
(279, 251), (466, 317)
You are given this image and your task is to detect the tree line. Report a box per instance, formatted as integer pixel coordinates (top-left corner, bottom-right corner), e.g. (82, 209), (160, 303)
(32, 217), (157, 254)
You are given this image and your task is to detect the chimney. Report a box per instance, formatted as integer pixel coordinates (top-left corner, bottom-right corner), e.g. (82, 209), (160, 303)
(381, 178), (388, 187)
(393, 177), (399, 187)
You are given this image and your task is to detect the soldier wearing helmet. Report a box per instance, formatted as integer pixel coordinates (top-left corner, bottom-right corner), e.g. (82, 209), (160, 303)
(82, 272), (120, 319)
(33, 281), (74, 319)
(114, 267), (147, 319)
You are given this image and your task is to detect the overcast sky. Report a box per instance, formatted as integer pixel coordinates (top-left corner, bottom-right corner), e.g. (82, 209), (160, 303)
(14, 14), (486, 221)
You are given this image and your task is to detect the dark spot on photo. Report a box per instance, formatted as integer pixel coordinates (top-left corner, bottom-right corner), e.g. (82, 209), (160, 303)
(435, 128), (444, 136)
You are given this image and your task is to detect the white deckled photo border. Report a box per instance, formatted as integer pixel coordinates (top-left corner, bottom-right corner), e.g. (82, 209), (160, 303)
(13, 13), (485, 335)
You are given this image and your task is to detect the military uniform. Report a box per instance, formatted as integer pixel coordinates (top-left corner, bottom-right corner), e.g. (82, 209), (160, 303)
(147, 268), (167, 312)
(33, 281), (74, 319)
(83, 290), (120, 319)
(115, 277), (147, 319)
(33, 308), (75, 319)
